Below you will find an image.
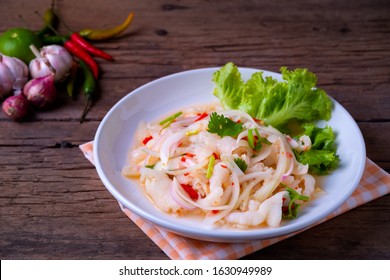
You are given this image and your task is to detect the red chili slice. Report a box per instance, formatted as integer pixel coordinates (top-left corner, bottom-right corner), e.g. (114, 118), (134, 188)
(142, 136), (153, 145)
(180, 184), (199, 200)
(186, 153), (196, 157)
(194, 112), (208, 122)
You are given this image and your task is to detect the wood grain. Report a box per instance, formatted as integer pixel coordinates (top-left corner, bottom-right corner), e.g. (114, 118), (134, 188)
(0, 0), (389, 260)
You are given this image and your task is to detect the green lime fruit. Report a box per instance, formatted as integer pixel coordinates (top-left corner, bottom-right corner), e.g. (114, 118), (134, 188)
(0, 28), (43, 64)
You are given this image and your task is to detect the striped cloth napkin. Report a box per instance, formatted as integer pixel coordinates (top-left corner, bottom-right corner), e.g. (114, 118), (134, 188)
(80, 141), (390, 260)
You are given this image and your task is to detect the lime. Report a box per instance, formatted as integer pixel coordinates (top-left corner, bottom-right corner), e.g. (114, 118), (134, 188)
(0, 28), (43, 64)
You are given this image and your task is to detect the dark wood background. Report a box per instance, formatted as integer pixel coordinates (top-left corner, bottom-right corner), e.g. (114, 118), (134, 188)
(0, 0), (389, 259)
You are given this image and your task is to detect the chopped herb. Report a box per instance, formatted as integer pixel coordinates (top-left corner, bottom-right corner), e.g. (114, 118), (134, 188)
(145, 164), (155, 169)
(159, 111), (183, 127)
(206, 154), (216, 179)
(207, 112), (243, 138)
(249, 129), (262, 151)
(282, 186), (309, 220)
(185, 130), (199, 136)
(247, 128), (270, 151)
(254, 128), (271, 145)
(234, 157), (247, 172)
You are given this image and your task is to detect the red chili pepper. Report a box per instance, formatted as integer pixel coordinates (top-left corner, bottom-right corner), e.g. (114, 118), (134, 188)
(70, 33), (114, 61)
(185, 153), (196, 157)
(142, 135), (153, 145)
(64, 40), (99, 79)
(211, 210), (220, 214)
(180, 184), (199, 200)
(195, 112), (208, 122)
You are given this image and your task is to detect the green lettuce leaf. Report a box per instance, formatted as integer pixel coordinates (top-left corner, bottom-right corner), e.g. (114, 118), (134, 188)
(294, 123), (340, 175)
(212, 62), (333, 130)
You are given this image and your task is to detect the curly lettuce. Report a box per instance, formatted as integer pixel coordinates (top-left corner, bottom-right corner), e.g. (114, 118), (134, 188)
(212, 62), (332, 129)
(212, 62), (339, 175)
(294, 123), (340, 175)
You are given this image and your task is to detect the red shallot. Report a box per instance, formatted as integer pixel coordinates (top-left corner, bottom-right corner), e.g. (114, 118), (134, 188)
(2, 94), (30, 120)
(23, 73), (56, 109)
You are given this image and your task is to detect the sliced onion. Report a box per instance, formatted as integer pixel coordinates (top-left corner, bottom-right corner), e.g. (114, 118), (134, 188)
(236, 130), (248, 144)
(160, 130), (186, 164)
(219, 109), (256, 124)
(254, 137), (287, 202)
(220, 155), (244, 177)
(251, 145), (272, 163)
(239, 169), (273, 183)
(140, 147), (160, 158)
(162, 160), (207, 176)
(169, 115), (199, 128)
(281, 157), (294, 181)
(151, 130), (170, 151)
(293, 160), (309, 175)
(170, 178), (197, 210)
(204, 172), (240, 224)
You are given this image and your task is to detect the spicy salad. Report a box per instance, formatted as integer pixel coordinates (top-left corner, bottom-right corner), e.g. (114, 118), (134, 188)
(122, 63), (340, 229)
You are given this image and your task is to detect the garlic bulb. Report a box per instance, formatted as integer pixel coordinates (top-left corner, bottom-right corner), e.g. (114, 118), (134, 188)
(0, 53), (29, 98)
(29, 45), (73, 82)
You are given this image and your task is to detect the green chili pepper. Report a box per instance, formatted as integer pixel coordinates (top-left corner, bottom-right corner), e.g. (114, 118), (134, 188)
(159, 111), (183, 128)
(36, 0), (59, 37)
(41, 35), (67, 45)
(79, 60), (96, 123)
(79, 12), (134, 41)
(66, 60), (79, 97)
(206, 154), (216, 179)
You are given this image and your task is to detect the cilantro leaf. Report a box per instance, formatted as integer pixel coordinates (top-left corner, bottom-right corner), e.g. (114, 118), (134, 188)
(282, 186), (309, 220)
(207, 112), (243, 137)
(234, 157), (247, 172)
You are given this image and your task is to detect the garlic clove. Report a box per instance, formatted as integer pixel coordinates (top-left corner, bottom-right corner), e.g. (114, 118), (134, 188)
(0, 62), (14, 98)
(29, 58), (54, 79)
(2, 55), (29, 94)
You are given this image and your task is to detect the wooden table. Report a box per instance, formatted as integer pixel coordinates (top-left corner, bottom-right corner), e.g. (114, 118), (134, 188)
(1, 0), (389, 260)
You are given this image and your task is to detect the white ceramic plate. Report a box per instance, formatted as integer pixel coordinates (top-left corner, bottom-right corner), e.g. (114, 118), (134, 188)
(94, 67), (366, 242)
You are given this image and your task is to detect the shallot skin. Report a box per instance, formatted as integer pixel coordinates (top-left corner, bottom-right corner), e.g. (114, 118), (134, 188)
(2, 94), (30, 120)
